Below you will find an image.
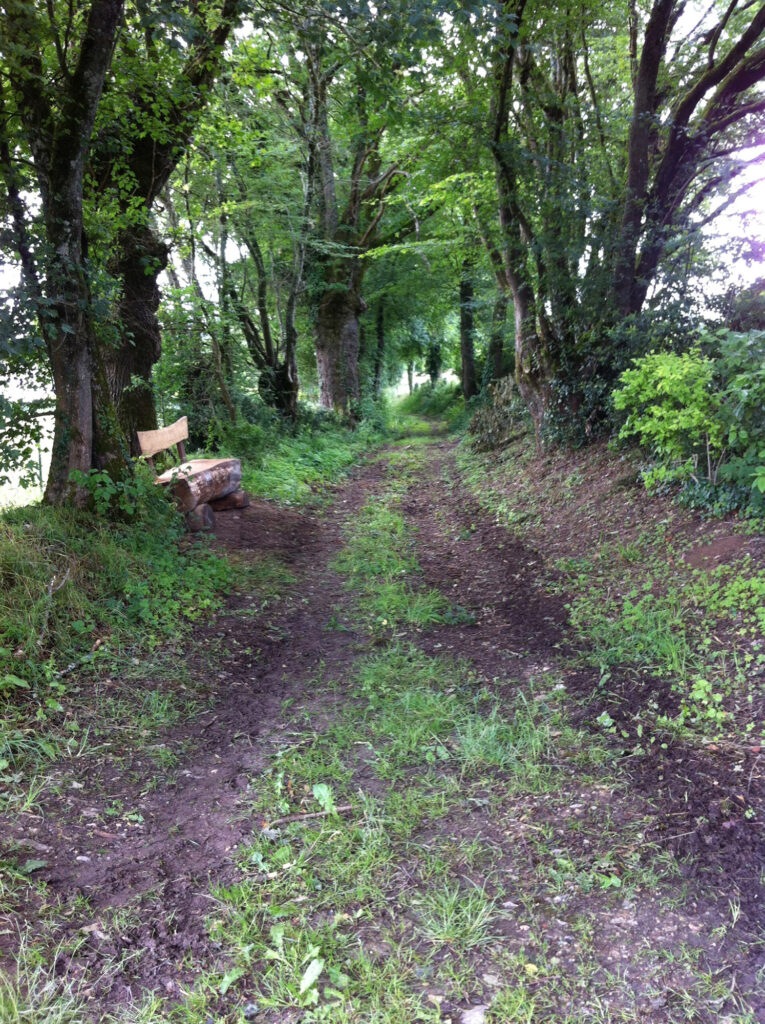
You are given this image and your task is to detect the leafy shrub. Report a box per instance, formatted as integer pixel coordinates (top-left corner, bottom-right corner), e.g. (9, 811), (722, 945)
(398, 382), (463, 420)
(612, 330), (765, 513)
(613, 348), (722, 486)
(69, 462), (173, 521)
(209, 415), (267, 467)
(712, 329), (765, 498)
(545, 374), (614, 448)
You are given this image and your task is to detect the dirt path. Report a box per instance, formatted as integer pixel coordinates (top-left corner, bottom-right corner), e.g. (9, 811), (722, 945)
(2, 434), (764, 1022)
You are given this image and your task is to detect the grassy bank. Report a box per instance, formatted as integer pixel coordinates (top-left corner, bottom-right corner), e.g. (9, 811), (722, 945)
(212, 407), (389, 506)
(457, 431), (765, 739)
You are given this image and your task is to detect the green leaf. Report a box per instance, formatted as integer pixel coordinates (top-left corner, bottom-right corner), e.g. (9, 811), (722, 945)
(21, 859), (48, 874)
(1, 674), (29, 689)
(219, 966), (245, 995)
(312, 783), (335, 814)
(299, 957), (324, 996)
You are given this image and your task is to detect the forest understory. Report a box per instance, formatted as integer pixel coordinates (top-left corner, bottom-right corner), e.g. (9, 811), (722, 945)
(1, 424), (765, 1024)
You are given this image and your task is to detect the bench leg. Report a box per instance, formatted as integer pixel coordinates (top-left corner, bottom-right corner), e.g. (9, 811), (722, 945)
(186, 503), (215, 532)
(209, 489), (249, 511)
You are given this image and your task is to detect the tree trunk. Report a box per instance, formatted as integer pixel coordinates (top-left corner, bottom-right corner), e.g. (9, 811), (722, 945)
(512, 279), (550, 448)
(407, 361), (414, 394)
(315, 286), (363, 414)
(496, 180), (553, 440)
(612, 0), (676, 317)
(157, 458), (241, 512)
(373, 299), (385, 397)
(459, 263), (478, 401)
(44, 252), (127, 505)
(106, 223), (168, 454)
(279, 288), (301, 418)
(45, 318), (94, 505)
(258, 362), (299, 417)
(488, 288), (508, 382)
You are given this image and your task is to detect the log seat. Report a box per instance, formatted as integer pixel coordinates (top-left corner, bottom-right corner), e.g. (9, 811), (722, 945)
(137, 417), (245, 530)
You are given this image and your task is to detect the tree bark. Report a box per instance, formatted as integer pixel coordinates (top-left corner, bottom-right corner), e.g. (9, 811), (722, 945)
(373, 299), (385, 396)
(106, 223), (168, 454)
(488, 288), (509, 381)
(490, 6), (555, 439)
(158, 458), (242, 512)
(612, 0), (676, 317)
(459, 262), (478, 401)
(315, 284), (363, 413)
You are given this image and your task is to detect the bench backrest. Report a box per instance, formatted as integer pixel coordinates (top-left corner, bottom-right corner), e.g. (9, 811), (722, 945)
(137, 416), (189, 463)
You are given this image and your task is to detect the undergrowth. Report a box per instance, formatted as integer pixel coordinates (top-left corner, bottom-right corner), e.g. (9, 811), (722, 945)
(212, 406), (387, 505)
(396, 383), (465, 432)
(0, 496), (235, 802)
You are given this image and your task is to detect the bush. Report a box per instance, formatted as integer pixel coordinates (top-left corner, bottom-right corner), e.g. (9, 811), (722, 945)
(612, 330), (765, 513)
(398, 382), (463, 420)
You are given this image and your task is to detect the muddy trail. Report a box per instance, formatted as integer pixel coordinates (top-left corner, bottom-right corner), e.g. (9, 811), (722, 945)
(2, 434), (764, 1023)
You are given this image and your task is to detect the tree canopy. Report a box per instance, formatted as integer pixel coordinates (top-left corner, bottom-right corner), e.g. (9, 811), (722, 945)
(1, 0), (764, 502)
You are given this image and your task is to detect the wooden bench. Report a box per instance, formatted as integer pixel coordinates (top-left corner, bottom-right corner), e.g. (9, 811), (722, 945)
(137, 416), (248, 530)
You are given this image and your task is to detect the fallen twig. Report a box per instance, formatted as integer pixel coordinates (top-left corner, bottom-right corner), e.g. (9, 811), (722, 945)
(37, 567), (71, 648)
(265, 804), (354, 828)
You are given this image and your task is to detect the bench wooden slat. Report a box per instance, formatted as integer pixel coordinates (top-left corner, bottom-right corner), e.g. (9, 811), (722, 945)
(137, 416), (189, 459)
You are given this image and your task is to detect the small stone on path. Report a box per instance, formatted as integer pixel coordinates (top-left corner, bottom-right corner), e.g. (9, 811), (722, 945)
(460, 1006), (489, 1024)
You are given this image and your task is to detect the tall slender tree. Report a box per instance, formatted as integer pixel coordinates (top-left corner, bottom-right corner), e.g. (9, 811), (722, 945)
(0, 0), (126, 504)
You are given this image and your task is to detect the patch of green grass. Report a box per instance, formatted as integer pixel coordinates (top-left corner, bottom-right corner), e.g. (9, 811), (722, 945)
(332, 498), (450, 629)
(355, 646), (565, 790)
(0, 501), (234, 787)
(567, 585), (696, 676)
(455, 700), (550, 777)
(486, 986), (537, 1023)
(397, 383), (463, 419)
(366, 581), (450, 628)
(232, 415), (385, 506)
(0, 939), (91, 1023)
(414, 881), (498, 950)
